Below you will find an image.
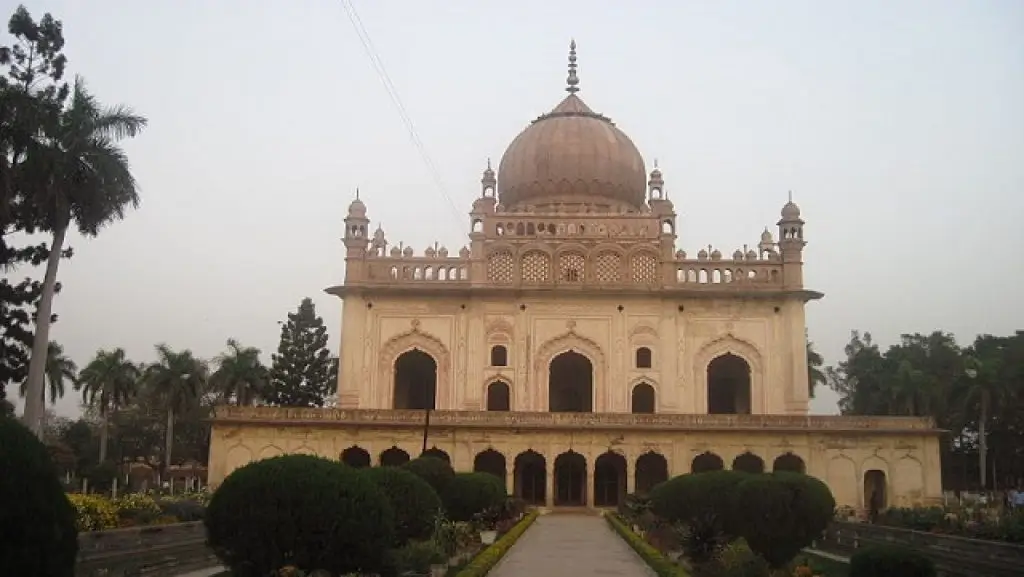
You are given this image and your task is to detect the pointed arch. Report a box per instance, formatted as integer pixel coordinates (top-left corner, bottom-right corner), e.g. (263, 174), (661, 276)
(694, 334), (764, 414)
(379, 327), (451, 409)
(535, 331), (606, 412)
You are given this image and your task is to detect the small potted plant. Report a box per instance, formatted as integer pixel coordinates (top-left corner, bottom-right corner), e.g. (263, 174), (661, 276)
(475, 506), (502, 545)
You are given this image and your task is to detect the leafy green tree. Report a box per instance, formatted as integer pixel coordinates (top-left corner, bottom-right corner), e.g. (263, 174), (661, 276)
(211, 338), (269, 405)
(20, 74), (146, 437)
(76, 347), (138, 462)
(19, 340), (75, 405)
(268, 298), (335, 407)
(143, 344), (208, 475)
(0, 5), (69, 417)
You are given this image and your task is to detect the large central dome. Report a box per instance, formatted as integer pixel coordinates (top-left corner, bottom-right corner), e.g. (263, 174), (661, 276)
(497, 42), (647, 211)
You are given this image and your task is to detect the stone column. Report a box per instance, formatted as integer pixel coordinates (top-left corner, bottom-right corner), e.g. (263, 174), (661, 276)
(506, 470), (514, 497)
(545, 468), (555, 507)
(586, 465), (595, 507)
(626, 457), (636, 495)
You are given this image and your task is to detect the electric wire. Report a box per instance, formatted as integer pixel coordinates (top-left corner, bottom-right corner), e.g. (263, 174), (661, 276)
(339, 0), (466, 232)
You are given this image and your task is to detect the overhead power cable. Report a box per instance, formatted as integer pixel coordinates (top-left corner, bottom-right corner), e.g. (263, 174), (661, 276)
(339, 0), (465, 231)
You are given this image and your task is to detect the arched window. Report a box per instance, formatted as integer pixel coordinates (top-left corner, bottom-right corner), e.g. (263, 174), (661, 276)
(635, 347), (652, 369)
(490, 345), (508, 367)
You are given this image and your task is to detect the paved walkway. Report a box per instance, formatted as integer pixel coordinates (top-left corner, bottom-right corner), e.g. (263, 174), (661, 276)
(489, 513), (656, 577)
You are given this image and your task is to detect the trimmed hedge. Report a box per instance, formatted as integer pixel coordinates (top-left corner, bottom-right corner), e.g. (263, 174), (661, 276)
(455, 510), (539, 577)
(443, 472), (507, 523)
(362, 466), (443, 544)
(205, 454), (395, 576)
(402, 456), (455, 497)
(605, 513), (690, 577)
(0, 417), (79, 577)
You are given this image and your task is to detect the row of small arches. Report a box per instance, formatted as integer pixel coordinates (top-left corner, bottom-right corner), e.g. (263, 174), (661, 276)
(338, 446), (806, 477)
(338, 445), (806, 506)
(389, 265), (469, 281)
(675, 267), (780, 284)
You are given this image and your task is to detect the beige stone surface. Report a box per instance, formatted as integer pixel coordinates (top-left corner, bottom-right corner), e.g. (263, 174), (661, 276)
(488, 514), (655, 577)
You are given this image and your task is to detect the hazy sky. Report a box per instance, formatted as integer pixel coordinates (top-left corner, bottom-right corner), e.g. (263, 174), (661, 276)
(6, 0), (1022, 418)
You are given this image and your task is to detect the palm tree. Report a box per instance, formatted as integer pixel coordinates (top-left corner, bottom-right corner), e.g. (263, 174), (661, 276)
(210, 338), (269, 406)
(76, 348), (138, 462)
(144, 344), (208, 475)
(806, 335), (826, 398)
(20, 77), (146, 437)
(20, 341), (77, 406)
(959, 335), (1015, 489)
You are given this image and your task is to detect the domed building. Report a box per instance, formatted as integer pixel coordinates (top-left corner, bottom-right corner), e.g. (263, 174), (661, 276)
(209, 42), (941, 511)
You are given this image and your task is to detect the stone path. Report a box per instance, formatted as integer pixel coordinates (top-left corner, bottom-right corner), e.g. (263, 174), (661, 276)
(488, 513), (656, 577)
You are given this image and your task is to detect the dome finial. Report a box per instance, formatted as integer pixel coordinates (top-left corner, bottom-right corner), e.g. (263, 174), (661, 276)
(566, 39), (579, 94)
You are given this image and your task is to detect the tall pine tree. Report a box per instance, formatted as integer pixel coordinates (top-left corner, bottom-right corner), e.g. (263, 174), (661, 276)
(267, 298), (335, 407)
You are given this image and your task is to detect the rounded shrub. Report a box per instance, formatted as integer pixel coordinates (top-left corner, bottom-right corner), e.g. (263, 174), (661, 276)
(849, 545), (936, 577)
(733, 472), (836, 568)
(0, 416), (79, 577)
(205, 454), (395, 576)
(648, 470), (748, 562)
(442, 471), (507, 522)
(402, 456), (455, 497)
(362, 466), (443, 544)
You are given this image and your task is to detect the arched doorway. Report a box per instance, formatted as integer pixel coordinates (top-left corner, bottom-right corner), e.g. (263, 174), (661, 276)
(474, 449), (506, 483)
(340, 446), (371, 468)
(554, 451), (587, 506)
(773, 452), (806, 473)
(594, 451), (627, 507)
(707, 353), (752, 414)
(732, 452), (765, 474)
(631, 383), (656, 414)
(514, 450), (546, 505)
(486, 381), (510, 411)
(635, 452), (669, 493)
(691, 451), (724, 473)
(380, 446), (410, 467)
(393, 350), (437, 409)
(549, 351), (593, 412)
(421, 447), (450, 464)
(864, 469), (888, 514)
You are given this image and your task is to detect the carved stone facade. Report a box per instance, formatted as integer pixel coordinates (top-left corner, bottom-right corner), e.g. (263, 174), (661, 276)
(207, 43), (942, 510)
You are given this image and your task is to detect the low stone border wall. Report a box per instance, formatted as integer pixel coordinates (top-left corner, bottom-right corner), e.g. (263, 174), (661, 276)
(454, 510), (540, 577)
(816, 521), (1024, 577)
(605, 513), (690, 577)
(76, 521), (218, 577)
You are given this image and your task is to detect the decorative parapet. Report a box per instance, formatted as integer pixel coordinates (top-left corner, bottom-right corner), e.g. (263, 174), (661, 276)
(213, 407), (938, 433)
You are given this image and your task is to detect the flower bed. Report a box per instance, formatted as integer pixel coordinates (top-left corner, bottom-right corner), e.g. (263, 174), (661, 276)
(454, 510), (539, 577)
(876, 506), (1024, 543)
(66, 490), (209, 531)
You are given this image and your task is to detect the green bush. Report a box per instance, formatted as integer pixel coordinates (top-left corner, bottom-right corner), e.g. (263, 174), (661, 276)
(205, 454), (394, 576)
(443, 472), (507, 523)
(733, 472), (836, 569)
(0, 417), (79, 576)
(849, 545), (936, 577)
(456, 511), (539, 577)
(383, 539), (445, 576)
(363, 466), (443, 544)
(605, 513), (688, 577)
(402, 456), (455, 497)
(649, 470), (748, 562)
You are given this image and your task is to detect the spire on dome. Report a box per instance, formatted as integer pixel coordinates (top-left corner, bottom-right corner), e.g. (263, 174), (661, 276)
(566, 39), (579, 94)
